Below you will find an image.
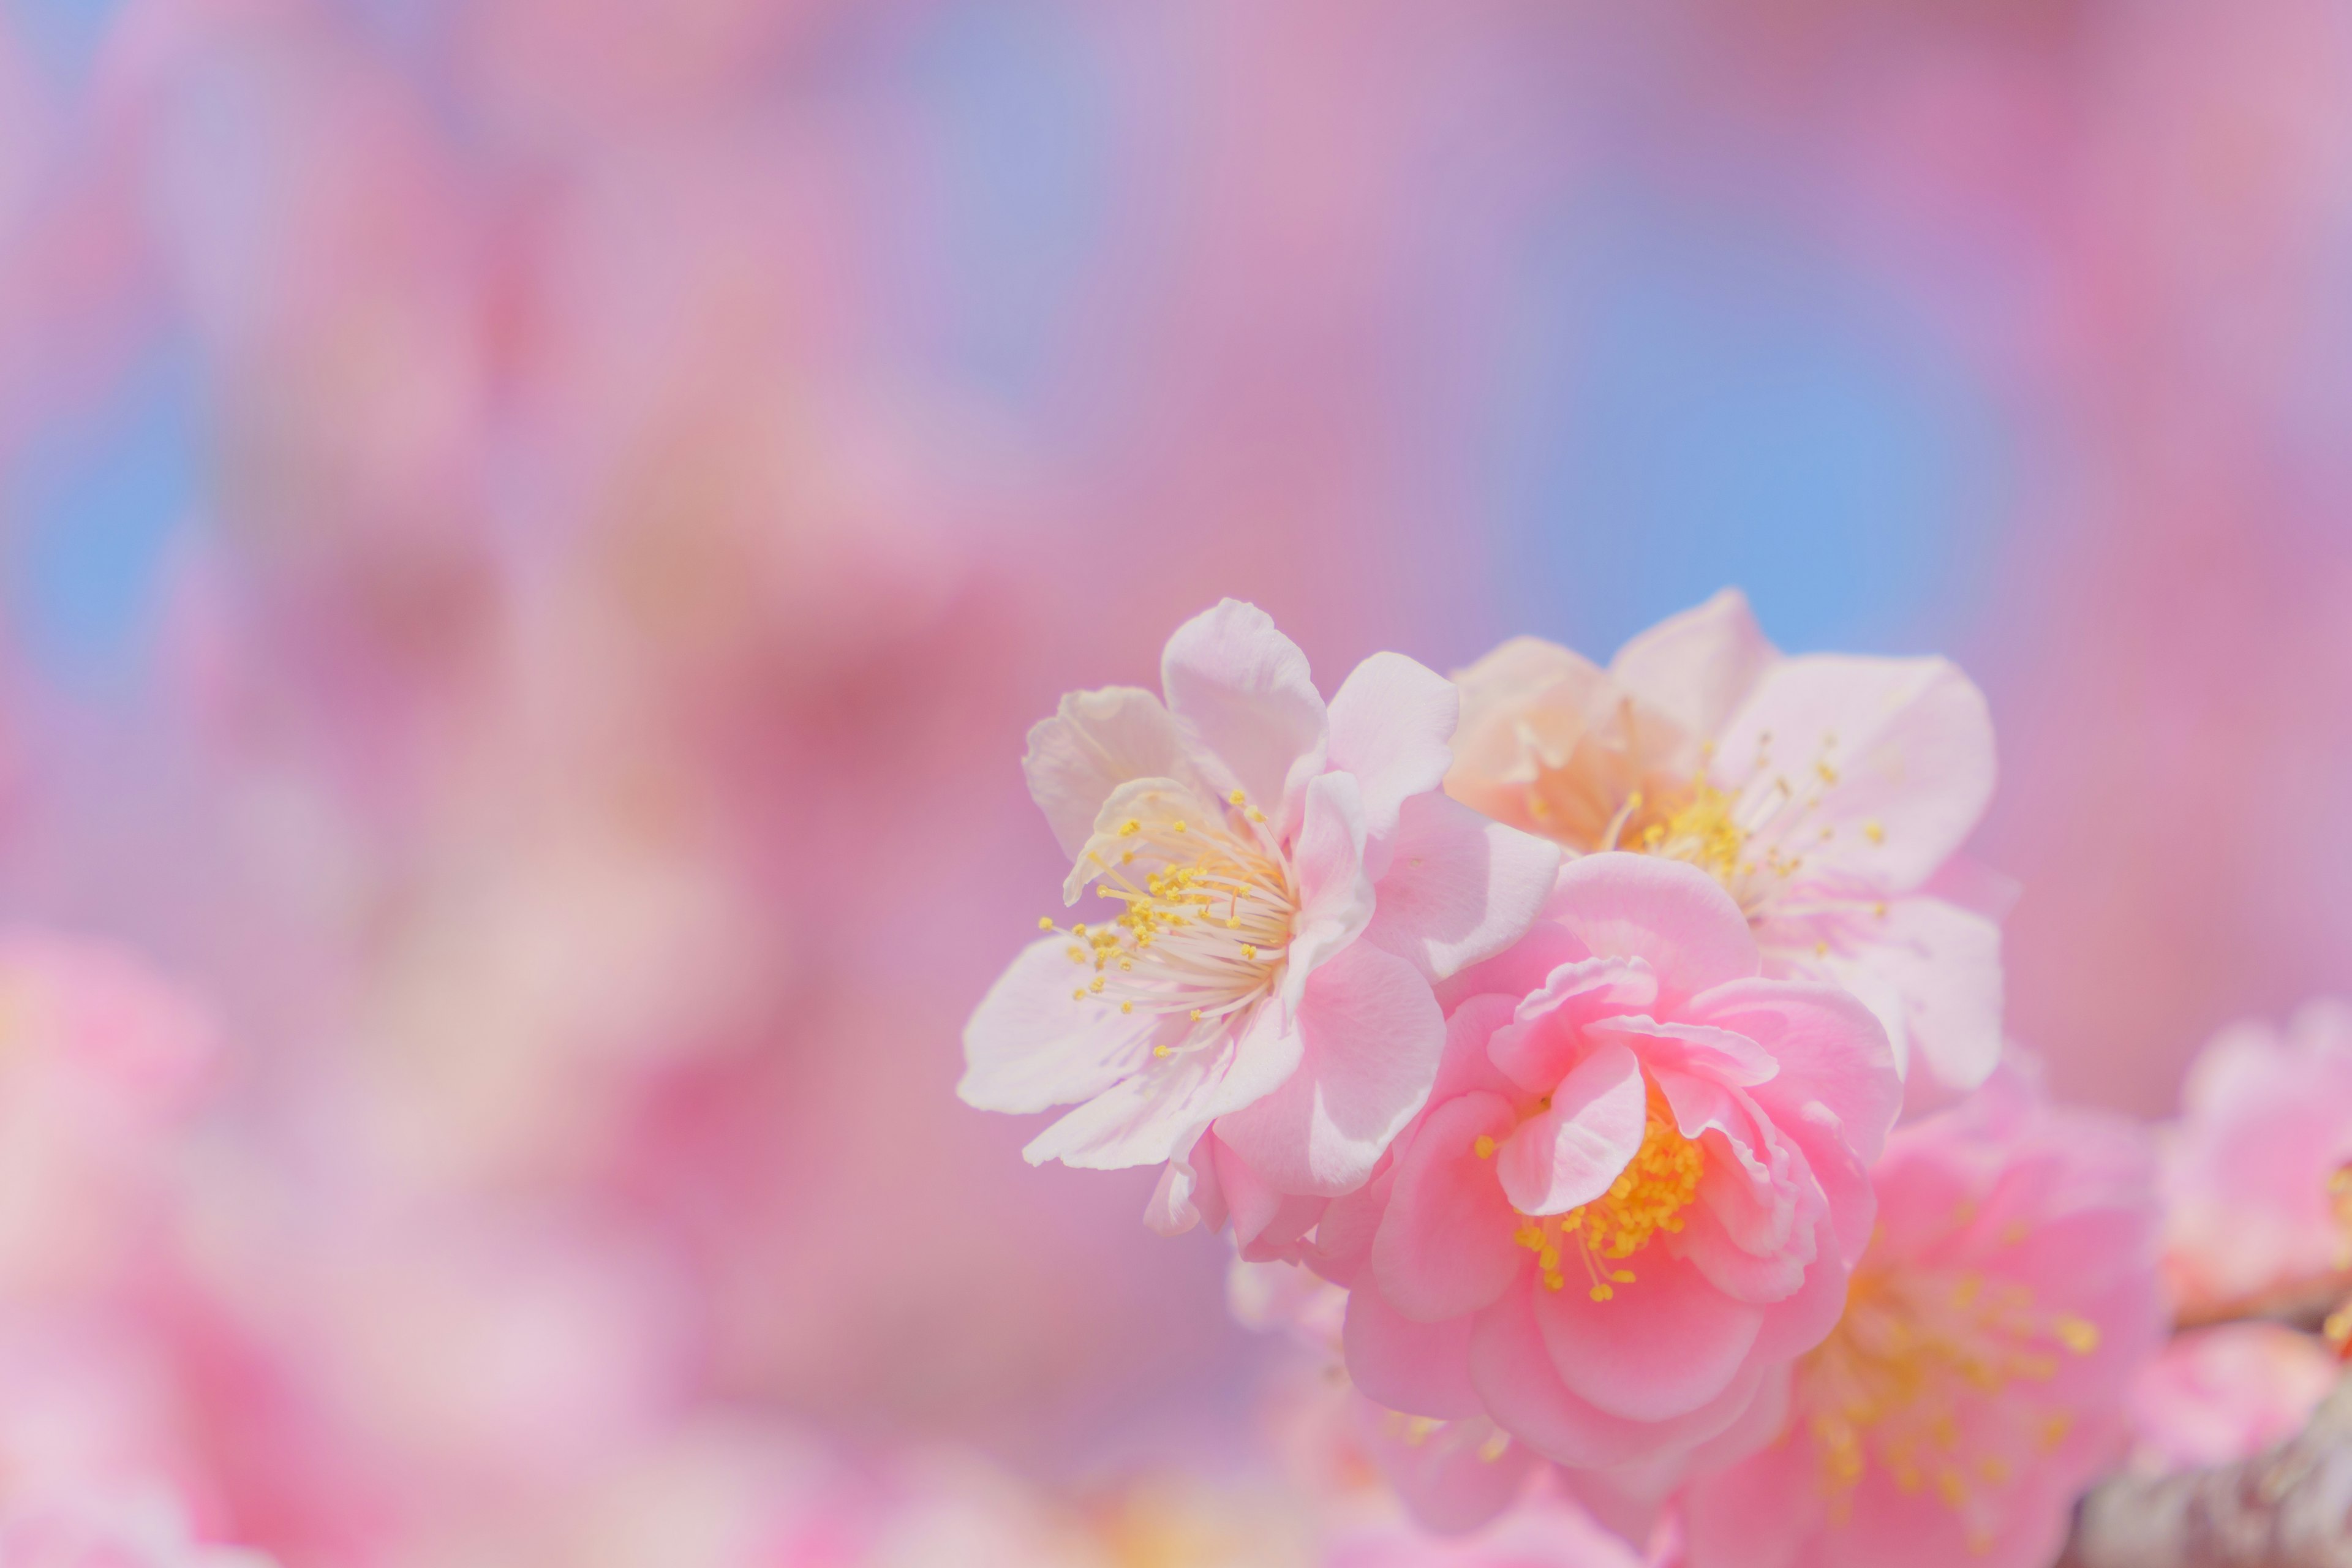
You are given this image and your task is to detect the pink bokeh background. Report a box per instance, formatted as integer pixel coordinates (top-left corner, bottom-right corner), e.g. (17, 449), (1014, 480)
(2, 0), (2351, 1560)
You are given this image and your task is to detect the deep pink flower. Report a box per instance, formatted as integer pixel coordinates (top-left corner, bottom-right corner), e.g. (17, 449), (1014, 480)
(2161, 1000), (2352, 1311)
(1319, 853), (1899, 1472)
(1447, 591), (2003, 1107)
(1679, 1069), (2163, 1568)
(2128, 1323), (2338, 1472)
(963, 600), (1561, 1225)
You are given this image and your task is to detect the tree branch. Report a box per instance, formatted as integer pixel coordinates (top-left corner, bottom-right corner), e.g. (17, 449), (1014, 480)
(2059, 1376), (2352, 1568)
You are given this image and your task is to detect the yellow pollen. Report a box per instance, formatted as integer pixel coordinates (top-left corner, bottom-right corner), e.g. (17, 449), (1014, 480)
(1799, 1256), (2105, 1521)
(1189, 1009), (1203, 1021)
(1170, 820), (1186, 834)
(1229, 790), (1247, 805)
(1038, 916), (1056, 930)
(1120, 1002), (1134, 1014)
(1119, 819), (1141, 835)
(1472, 1134), (1496, 1159)
(1509, 1095), (1703, 1302)
(1864, 819), (1885, 845)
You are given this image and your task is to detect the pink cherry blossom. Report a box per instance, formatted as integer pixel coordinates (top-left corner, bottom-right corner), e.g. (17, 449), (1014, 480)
(0, 1487), (271, 1568)
(2160, 1000), (2352, 1311)
(2128, 1323), (2339, 1472)
(1319, 1499), (1648, 1568)
(1679, 1068), (2163, 1568)
(1447, 591), (2003, 1107)
(963, 599), (1561, 1226)
(1315, 853), (1900, 1474)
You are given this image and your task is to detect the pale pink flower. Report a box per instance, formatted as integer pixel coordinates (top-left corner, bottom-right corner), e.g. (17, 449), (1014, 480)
(1680, 1069), (2163, 1568)
(2128, 1323), (2339, 1472)
(1316, 853), (1899, 1472)
(2160, 1000), (2352, 1310)
(1447, 591), (2002, 1106)
(963, 600), (1561, 1224)
(0, 1487), (272, 1568)
(1319, 1498), (1649, 1568)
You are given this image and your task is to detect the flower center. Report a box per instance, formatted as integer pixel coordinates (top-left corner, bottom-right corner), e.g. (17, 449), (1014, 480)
(1487, 1094), (1704, 1302)
(1798, 1261), (2101, 1537)
(1041, 788), (1296, 1042)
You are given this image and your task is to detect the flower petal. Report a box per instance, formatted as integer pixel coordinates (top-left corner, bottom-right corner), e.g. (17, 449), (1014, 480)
(1608, 588), (1776, 742)
(1025, 998), (1298, 1170)
(1159, 598), (1328, 824)
(1496, 1040), (1647, 1217)
(1285, 772), (1376, 998)
(1214, 939), (1446, 1196)
(1687, 979), (1901, 1169)
(1348, 1397), (1536, 1537)
(1022, 686), (1197, 859)
(1469, 1286), (1765, 1469)
(1344, 1287), (1482, 1420)
(1485, 956), (1660, 1093)
(1532, 1251), (1763, 1422)
(1714, 654), (1995, 892)
(960, 936), (1157, 1112)
(1326, 650), (1458, 859)
(1363, 793), (1562, 982)
(1371, 1091), (1528, 1322)
(1792, 893), (2002, 1108)
(1543, 854), (1758, 1005)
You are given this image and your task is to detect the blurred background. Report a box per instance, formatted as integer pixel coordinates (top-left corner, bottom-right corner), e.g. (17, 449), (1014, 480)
(2, 0), (2352, 1561)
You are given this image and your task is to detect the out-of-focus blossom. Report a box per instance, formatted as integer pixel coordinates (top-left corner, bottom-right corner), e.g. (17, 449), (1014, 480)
(1319, 854), (1898, 1472)
(2161, 1001), (2352, 1311)
(0, 1487), (272, 1568)
(1319, 1500), (1648, 1568)
(1447, 592), (2003, 1106)
(1680, 1069), (2162, 1568)
(2127, 1323), (2339, 1472)
(0, 933), (217, 1300)
(963, 598), (1558, 1229)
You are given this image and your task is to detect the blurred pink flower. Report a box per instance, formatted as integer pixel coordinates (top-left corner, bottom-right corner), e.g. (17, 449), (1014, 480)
(0, 933), (218, 1300)
(963, 598), (1558, 1225)
(2161, 1000), (2352, 1311)
(2127, 1322), (2338, 1472)
(1679, 1069), (2162, 1568)
(1318, 1499), (1648, 1568)
(1317, 854), (1898, 1472)
(0, 1487), (271, 1568)
(1448, 592), (2004, 1107)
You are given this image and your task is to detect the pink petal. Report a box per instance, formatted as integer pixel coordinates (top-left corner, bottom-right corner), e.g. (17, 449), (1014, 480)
(1025, 997), (1299, 1170)
(1326, 649), (1458, 856)
(1285, 772), (1376, 994)
(1363, 794), (1562, 981)
(1542, 855), (1758, 1005)
(1348, 1396), (1536, 1537)
(1469, 1287), (1766, 1469)
(1495, 1041), (1647, 1216)
(1145, 1129), (1226, 1235)
(1486, 956), (1660, 1093)
(1532, 1251), (1763, 1422)
(1608, 588), (1776, 742)
(1714, 654), (1994, 892)
(1430, 993), (1525, 1106)
(1687, 979), (1900, 1168)
(1343, 1288), (1482, 1420)
(1802, 892), (2002, 1108)
(1433, 913), (1593, 1014)
(1021, 685), (1196, 859)
(1370, 1091), (1528, 1322)
(959, 935), (1158, 1112)
(1588, 1014), (1778, 1088)
(1214, 939), (1445, 1196)
(1159, 598), (1328, 824)
(1746, 1243), (1851, 1365)
(1680, 1430), (1814, 1568)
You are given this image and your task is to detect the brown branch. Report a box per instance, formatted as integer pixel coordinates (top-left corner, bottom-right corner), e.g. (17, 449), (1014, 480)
(2059, 1376), (2352, 1568)
(2175, 1273), (2352, 1335)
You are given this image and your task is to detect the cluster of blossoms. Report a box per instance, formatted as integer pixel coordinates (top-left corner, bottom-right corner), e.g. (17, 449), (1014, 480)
(966, 592), (2352, 1568)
